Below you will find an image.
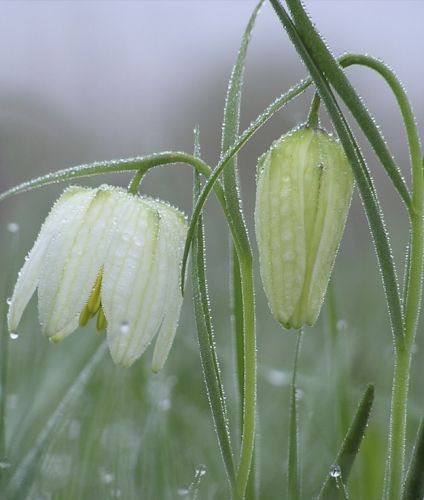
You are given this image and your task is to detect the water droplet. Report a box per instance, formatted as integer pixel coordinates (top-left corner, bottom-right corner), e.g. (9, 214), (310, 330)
(0, 458), (11, 469)
(177, 486), (190, 496)
(99, 466), (114, 484)
(111, 488), (122, 498)
(10, 332), (19, 340)
(265, 368), (290, 387)
(195, 464), (207, 477)
(336, 319), (347, 333)
(330, 464), (341, 478)
(6, 297), (11, 306)
(158, 398), (171, 411)
(120, 321), (130, 334)
(295, 388), (304, 401)
(7, 222), (19, 233)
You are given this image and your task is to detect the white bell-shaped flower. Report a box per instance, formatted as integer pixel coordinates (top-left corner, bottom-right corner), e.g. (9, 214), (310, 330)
(8, 185), (187, 371)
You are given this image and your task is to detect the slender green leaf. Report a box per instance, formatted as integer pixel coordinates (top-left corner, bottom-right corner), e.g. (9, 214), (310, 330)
(191, 128), (236, 489)
(269, 0), (405, 350)
(317, 384), (375, 499)
(0, 152), (223, 206)
(221, 4), (264, 498)
(222, 0), (264, 410)
(402, 418), (424, 500)
(221, 0), (264, 253)
(5, 343), (107, 499)
(285, 0), (411, 209)
(287, 330), (302, 500)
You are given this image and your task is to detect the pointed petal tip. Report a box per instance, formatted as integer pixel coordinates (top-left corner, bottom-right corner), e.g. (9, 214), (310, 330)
(43, 320), (78, 344)
(151, 358), (164, 374)
(108, 347), (136, 368)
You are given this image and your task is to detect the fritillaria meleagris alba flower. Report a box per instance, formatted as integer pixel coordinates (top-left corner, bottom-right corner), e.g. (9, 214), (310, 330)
(255, 126), (354, 329)
(8, 185), (187, 371)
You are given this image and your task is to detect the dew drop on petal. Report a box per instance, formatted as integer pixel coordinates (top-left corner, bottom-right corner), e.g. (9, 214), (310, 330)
(120, 321), (130, 334)
(6, 297), (11, 306)
(10, 332), (19, 340)
(6, 222), (19, 233)
(0, 458), (11, 469)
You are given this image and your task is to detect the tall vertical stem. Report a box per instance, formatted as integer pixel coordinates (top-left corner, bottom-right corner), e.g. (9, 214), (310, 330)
(235, 255), (256, 499)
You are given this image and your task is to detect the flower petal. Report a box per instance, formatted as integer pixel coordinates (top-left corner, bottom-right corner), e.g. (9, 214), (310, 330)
(102, 195), (163, 367)
(37, 187), (101, 340)
(150, 201), (187, 372)
(7, 187), (90, 333)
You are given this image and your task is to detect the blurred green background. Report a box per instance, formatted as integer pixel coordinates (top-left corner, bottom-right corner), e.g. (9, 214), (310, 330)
(0, 1), (423, 498)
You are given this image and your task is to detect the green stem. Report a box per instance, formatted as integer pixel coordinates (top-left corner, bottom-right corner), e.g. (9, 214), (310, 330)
(306, 92), (320, 129)
(0, 152), (226, 208)
(235, 256), (256, 500)
(288, 330), (302, 500)
(128, 169), (146, 195)
(386, 349), (412, 500)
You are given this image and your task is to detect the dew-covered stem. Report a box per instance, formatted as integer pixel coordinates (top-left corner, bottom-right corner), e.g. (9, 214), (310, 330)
(235, 255), (256, 500)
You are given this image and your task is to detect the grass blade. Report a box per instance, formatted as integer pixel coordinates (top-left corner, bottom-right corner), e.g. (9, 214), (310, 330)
(191, 128), (236, 489)
(317, 384), (375, 499)
(402, 418), (424, 500)
(221, 3), (264, 498)
(4, 342), (107, 499)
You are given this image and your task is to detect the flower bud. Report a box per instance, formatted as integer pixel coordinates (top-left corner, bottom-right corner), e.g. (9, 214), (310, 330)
(255, 126), (354, 329)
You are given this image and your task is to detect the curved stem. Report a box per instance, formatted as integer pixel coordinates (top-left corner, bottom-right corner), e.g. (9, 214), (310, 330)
(332, 54), (424, 499)
(128, 169), (146, 195)
(340, 55), (423, 500)
(0, 152), (226, 207)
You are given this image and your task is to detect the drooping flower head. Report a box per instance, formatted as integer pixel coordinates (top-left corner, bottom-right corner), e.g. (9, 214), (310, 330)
(255, 126), (354, 329)
(8, 185), (187, 371)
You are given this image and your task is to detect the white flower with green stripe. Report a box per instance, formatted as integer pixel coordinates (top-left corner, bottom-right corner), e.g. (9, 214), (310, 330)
(255, 126), (354, 329)
(7, 185), (187, 371)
